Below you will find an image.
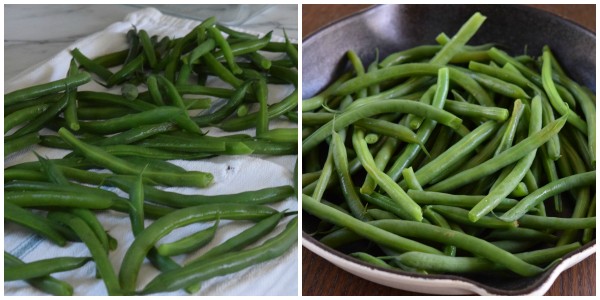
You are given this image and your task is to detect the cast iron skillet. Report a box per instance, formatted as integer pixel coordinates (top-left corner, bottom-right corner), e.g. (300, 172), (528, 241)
(302, 4), (596, 295)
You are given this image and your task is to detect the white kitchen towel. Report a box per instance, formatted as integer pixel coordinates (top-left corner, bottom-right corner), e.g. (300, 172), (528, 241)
(4, 7), (298, 296)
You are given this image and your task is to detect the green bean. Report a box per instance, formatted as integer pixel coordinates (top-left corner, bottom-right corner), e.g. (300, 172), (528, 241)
(4, 202), (67, 246)
(359, 117), (410, 195)
(283, 30), (298, 68)
(4, 180), (117, 200)
(11, 91), (68, 138)
(255, 78), (270, 136)
(47, 211), (121, 295)
(5, 132), (40, 156)
(462, 68), (530, 99)
(207, 26), (242, 74)
(392, 242), (579, 274)
(319, 218), (544, 276)
(331, 131), (369, 220)
(518, 215), (596, 230)
(304, 194), (441, 254)
(91, 48), (128, 68)
(77, 91), (156, 111)
(5, 93), (62, 116)
(334, 64), (494, 107)
(138, 30), (158, 69)
(406, 190), (521, 211)
(4, 252), (74, 296)
(140, 217), (297, 295)
(556, 136), (592, 245)
(408, 120), (498, 189)
(202, 52), (243, 88)
(582, 195), (596, 244)
(146, 75), (165, 105)
(359, 191), (413, 220)
(36, 154), (113, 253)
(353, 128), (422, 221)
(155, 75), (186, 109)
(541, 47), (587, 134)
(5, 72), (91, 106)
(559, 73), (596, 165)
(489, 49), (563, 160)
(5, 103), (51, 134)
(485, 228), (557, 243)
(443, 100), (509, 121)
(428, 115), (567, 192)
(190, 211), (286, 264)
(94, 123), (176, 146)
(5, 191), (113, 209)
(193, 81), (251, 127)
(384, 79), (449, 183)
(402, 167), (422, 191)
(500, 171), (595, 222)
(5, 256), (91, 282)
(258, 128), (298, 143)
(379, 45), (441, 67)
(423, 206), (456, 256)
(303, 72), (353, 112)
(365, 133), (379, 145)
(218, 89), (298, 132)
(157, 218), (219, 257)
(123, 28), (141, 65)
(71, 48), (114, 81)
(76, 106), (134, 120)
(365, 208), (398, 220)
(215, 31), (273, 60)
(4, 168), (47, 182)
(355, 118), (425, 149)
(118, 203), (277, 292)
(431, 205), (517, 229)
(58, 128), (214, 188)
(495, 99), (525, 156)
(175, 84), (235, 99)
(469, 96), (542, 221)
(216, 23), (258, 39)
(350, 252), (394, 269)
(303, 99), (462, 154)
(106, 54), (144, 87)
(247, 51), (272, 70)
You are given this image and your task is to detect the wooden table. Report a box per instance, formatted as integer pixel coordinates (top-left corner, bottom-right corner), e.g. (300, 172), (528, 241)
(302, 4), (596, 296)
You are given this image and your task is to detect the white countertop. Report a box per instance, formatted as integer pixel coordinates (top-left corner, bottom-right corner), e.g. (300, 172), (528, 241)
(5, 4), (298, 80)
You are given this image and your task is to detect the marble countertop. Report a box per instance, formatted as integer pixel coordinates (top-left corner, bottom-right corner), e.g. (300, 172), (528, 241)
(4, 4), (297, 80)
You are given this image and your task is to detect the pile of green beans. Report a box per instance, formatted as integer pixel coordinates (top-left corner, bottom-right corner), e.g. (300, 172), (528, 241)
(302, 11), (595, 278)
(5, 16), (297, 296)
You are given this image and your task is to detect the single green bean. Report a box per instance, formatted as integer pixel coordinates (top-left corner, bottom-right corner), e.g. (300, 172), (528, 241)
(157, 218), (220, 257)
(541, 47), (587, 134)
(4, 256), (91, 281)
(500, 171), (595, 222)
(5, 72), (91, 106)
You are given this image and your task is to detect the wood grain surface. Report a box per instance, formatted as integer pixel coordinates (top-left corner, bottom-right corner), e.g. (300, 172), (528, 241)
(301, 4), (596, 296)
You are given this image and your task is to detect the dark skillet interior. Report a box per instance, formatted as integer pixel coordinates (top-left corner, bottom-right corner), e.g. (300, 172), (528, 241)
(302, 4), (596, 295)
